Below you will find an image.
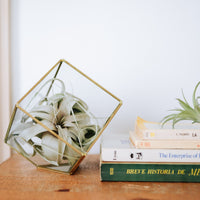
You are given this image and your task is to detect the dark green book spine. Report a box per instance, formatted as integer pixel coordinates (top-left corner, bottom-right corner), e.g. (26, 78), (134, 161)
(101, 162), (200, 182)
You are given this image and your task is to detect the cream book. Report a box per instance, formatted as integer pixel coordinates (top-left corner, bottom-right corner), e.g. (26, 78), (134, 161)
(135, 116), (200, 140)
(130, 131), (200, 149)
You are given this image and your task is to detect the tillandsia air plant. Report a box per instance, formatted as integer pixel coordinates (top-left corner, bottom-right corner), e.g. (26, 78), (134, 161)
(8, 78), (100, 167)
(162, 81), (200, 127)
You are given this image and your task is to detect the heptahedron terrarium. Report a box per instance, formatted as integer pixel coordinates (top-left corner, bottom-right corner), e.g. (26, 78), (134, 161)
(5, 59), (122, 174)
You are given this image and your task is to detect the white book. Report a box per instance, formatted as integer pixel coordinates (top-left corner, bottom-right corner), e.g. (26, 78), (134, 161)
(135, 117), (200, 140)
(101, 134), (200, 162)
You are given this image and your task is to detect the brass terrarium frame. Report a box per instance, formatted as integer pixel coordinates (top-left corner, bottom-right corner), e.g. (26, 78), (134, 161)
(5, 59), (122, 174)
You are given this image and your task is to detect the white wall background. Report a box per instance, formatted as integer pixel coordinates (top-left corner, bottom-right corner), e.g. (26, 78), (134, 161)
(11, 0), (200, 153)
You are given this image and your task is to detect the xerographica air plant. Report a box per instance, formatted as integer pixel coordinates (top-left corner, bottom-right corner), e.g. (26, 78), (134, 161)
(9, 78), (100, 166)
(162, 82), (200, 127)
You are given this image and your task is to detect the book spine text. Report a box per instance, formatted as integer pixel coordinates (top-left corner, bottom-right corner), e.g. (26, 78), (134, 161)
(101, 163), (200, 182)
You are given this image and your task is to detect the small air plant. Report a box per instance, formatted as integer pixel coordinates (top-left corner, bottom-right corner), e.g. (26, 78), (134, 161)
(162, 81), (200, 127)
(9, 78), (100, 166)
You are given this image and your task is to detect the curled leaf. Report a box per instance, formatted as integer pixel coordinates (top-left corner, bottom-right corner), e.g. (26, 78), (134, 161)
(162, 82), (200, 127)
(11, 78), (100, 167)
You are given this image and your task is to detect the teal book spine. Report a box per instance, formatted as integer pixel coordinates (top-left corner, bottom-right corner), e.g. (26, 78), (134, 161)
(100, 162), (200, 182)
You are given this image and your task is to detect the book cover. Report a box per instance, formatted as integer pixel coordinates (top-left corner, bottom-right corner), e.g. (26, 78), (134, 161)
(135, 116), (200, 140)
(100, 161), (200, 182)
(130, 131), (200, 149)
(101, 134), (200, 162)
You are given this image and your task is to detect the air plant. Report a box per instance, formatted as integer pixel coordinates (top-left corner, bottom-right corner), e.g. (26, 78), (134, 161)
(162, 81), (200, 127)
(9, 78), (100, 166)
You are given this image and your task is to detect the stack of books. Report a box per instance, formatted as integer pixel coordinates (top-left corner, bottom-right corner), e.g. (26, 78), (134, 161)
(100, 117), (200, 182)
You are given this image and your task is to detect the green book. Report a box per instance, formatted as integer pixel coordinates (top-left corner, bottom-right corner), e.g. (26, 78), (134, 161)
(101, 161), (200, 182)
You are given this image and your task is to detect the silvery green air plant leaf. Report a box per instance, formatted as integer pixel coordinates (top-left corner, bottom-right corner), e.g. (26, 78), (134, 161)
(162, 81), (200, 127)
(11, 78), (100, 167)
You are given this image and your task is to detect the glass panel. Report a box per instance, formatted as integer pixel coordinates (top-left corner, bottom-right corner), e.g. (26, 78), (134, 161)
(5, 59), (122, 174)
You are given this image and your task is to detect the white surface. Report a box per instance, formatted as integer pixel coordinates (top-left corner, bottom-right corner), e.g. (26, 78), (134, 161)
(10, 0), (200, 153)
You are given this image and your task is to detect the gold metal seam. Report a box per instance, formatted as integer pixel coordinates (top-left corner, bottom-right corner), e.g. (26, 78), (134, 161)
(70, 154), (86, 174)
(45, 61), (63, 97)
(86, 100), (122, 153)
(62, 59), (121, 102)
(37, 166), (70, 175)
(17, 59), (62, 104)
(4, 106), (17, 143)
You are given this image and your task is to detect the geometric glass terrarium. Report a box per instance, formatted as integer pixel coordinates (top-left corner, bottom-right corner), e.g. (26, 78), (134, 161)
(5, 59), (122, 174)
